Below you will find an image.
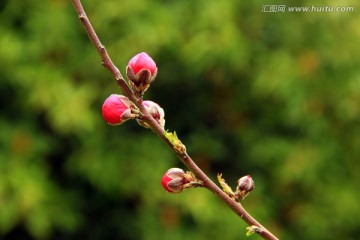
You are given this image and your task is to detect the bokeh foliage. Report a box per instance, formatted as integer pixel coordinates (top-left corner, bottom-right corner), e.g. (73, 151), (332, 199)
(1, 0), (360, 239)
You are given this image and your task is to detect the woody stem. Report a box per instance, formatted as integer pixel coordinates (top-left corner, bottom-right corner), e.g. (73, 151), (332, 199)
(71, 1), (278, 239)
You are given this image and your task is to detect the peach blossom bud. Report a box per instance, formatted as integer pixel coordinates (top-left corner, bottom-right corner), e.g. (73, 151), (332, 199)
(126, 52), (158, 97)
(137, 100), (165, 128)
(237, 175), (254, 192)
(161, 168), (187, 193)
(128, 52), (157, 75)
(235, 175), (254, 201)
(102, 94), (132, 125)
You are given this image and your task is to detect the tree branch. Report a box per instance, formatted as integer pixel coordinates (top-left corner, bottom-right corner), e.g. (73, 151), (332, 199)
(71, 1), (278, 239)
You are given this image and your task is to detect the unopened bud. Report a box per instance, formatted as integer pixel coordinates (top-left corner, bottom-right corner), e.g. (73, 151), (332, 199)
(137, 100), (165, 128)
(161, 168), (187, 193)
(126, 52), (157, 97)
(235, 175), (254, 201)
(237, 175), (254, 192)
(102, 94), (132, 125)
(161, 168), (203, 193)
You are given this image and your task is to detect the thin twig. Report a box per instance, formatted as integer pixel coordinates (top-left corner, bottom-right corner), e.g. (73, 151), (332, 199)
(71, 1), (278, 239)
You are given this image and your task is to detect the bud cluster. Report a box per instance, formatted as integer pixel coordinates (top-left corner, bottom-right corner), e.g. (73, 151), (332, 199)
(101, 52), (165, 130)
(99, 52), (255, 206)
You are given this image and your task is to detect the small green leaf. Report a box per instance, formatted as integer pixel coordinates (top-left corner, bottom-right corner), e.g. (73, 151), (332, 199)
(246, 229), (254, 237)
(217, 173), (235, 198)
(164, 130), (178, 145)
(164, 130), (186, 154)
(246, 226), (262, 237)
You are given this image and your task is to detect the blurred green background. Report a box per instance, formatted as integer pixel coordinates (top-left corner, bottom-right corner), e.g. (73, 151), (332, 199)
(1, 0), (360, 239)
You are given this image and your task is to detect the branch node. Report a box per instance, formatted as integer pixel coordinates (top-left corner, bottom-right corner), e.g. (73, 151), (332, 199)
(99, 45), (106, 53)
(246, 225), (263, 237)
(115, 76), (123, 81)
(78, 13), (86, 20)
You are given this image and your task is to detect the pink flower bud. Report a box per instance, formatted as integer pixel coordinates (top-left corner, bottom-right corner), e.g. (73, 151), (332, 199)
(137, 100), (165, 128)
(102, 94), (132, 125)
(234, 175), (254, 201)
(237, 175), (254, 192)
(238, 175), (255, 192)
(161, 168), (187, 193)
(126, 52), (158, 96)
(128, 52), (157, 75)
